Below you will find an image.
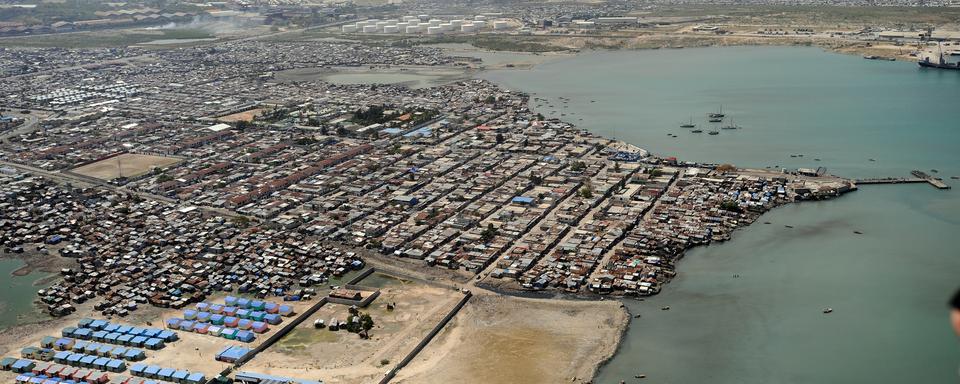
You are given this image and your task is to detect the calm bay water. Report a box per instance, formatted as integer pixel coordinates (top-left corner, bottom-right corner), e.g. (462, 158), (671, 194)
(0, 259), (50, 330)
(481, 46), (960, 383)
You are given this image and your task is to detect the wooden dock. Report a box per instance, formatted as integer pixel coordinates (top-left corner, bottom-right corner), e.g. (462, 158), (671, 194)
(854, 177), (951, 189)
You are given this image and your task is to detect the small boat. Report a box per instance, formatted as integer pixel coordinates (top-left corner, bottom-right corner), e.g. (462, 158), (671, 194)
(708, 105), (725, 118)
(721, 118), (740, 129)
(853, 231), (863, 234)
(784, 225), (794, 228)
(869, 158), (876, 162)
(951, 176), (958, 180)
(823, 308), (833, 314)
(691, 129), (703, 133)
(661, 306), (671, 311)
(708, 130), (719, 135)
(680, 117), (695, 128)
(708, 117), (722, 122)
(814, 158), (821, 161)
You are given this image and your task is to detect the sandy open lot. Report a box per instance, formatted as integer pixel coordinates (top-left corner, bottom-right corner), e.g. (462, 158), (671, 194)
(217, 108), (265, 123)
(242, 273), (462, 384)
(71, 153), (181, 180)
(393, 293), (629, 384)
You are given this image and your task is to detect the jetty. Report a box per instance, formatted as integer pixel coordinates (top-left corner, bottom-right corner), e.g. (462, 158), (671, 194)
(854, 171), (951, 190)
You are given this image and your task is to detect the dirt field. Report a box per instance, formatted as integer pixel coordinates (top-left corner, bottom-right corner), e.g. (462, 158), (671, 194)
(242, 273), (462, 384)
(71, 153), (181, 180)
(217, 108), (265, 123)
(393, 293), (629, 384)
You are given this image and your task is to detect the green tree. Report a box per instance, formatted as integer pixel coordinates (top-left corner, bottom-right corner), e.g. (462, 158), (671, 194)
(360, 313), (374, 339)
(480, 223), (498, 243)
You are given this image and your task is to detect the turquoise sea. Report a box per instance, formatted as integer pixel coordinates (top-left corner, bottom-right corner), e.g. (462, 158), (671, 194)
(481, 46), (960, 383)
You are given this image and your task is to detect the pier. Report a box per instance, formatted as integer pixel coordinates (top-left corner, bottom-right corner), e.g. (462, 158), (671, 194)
(854, 177), (951, 190)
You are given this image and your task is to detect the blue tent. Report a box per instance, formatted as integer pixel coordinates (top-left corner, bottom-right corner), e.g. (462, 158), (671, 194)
(263, 314), (282, 325)
(88, 320), (109, 331)
(195, 303), (210, 312)
(235, 298), (251, 309)
(171, 370), (189, 383)
(157, 331), (178, 342)
(185, 373), (205, 384)
(90, 331), (107, 342)
(105, 333), (121, 344)
(224, 296), (238, 307)
(92, 357), (109, 369)
(144, 339), (164, 350)
(11, 360), (35, 373)
(116, 326), (133, 335)
(235, 309), (250, 319)
(109, 347), (127, 358)
(143, 365), (161, 378)
(53, 351), (71, 363)
(123, 349), (145, 361)
(178, 321), (195, 332)
(78, 319), (94, 328)
(236, 331), (255, 343)
(128, 328), (144, 336)
(61, 328), (77, 338)
(79, 355), (97, 368)
(73, 329), (92, 340)
(96, 345), (113, 356)
(141, 329), (160, 338)
(66, 354), (82, 366)
(130, 364), (147, 376)
(102, 324), (120, 333)
(157, 368), (175, 380)
(71, 341), (88, 352)
(130, 336), (147, 347)
(105, 360), (125, 373)
(117, 335), (133, 346)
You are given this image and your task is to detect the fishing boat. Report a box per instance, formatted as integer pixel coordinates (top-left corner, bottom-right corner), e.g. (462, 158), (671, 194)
(708, 105), (725, 118)
(708, 130), (719, 135)
(919, 43), (960, 70)
(708, 117), (722, 123)
(721, 118), (740, 130)
(680, 117), (695, 128)
(691, 129), (703, 133)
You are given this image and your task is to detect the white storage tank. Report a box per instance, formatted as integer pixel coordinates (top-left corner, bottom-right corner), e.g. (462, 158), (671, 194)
(362, 25), (378, 33)
(342, 25), (358, 33)
(406, 25), (421, 33)
(404, 15), (418, 22)
(428, 19), (442, 26)
(493, 20), (509, 30)
(473, 20), (487, 28)
(474, 15), (487, 21)
(439, 23), (454, 31)
(383, 25), (399, 33)
(385, 19), (399, 25)
(375, 21), (388, 29)
(397, 22), (409, 29)
(451, 19), (464, 28)
(418, 14), (429, 21)
(461, 24), (477, 33)
(427, 26), (442, 34)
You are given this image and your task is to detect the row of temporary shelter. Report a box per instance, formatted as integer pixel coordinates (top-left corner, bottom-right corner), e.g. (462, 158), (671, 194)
(217, 297), (295, 316)
(51, 352), (127, 372)
(163, 319), (258, 343)
(180, 310), (282, 327)
(60, 329), (174, 350)
(2, 359), (112, 384)
(12, 372), (161, 384)
(39, 339), (147, 361)
(213, 346), (250, 364)
(128, 364), (205, 384)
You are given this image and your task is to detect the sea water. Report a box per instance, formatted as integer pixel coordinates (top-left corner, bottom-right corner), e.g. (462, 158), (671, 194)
(481, 46), (960, 383)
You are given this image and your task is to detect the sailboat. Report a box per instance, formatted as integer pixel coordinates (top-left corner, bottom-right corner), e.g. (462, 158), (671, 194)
(721, 118), (740, 130)
(680, 117), (695, 128)
(708, 105), (725, 119)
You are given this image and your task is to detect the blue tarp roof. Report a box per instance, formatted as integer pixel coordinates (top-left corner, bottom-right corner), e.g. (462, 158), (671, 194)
(512, 196), (534, 204)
